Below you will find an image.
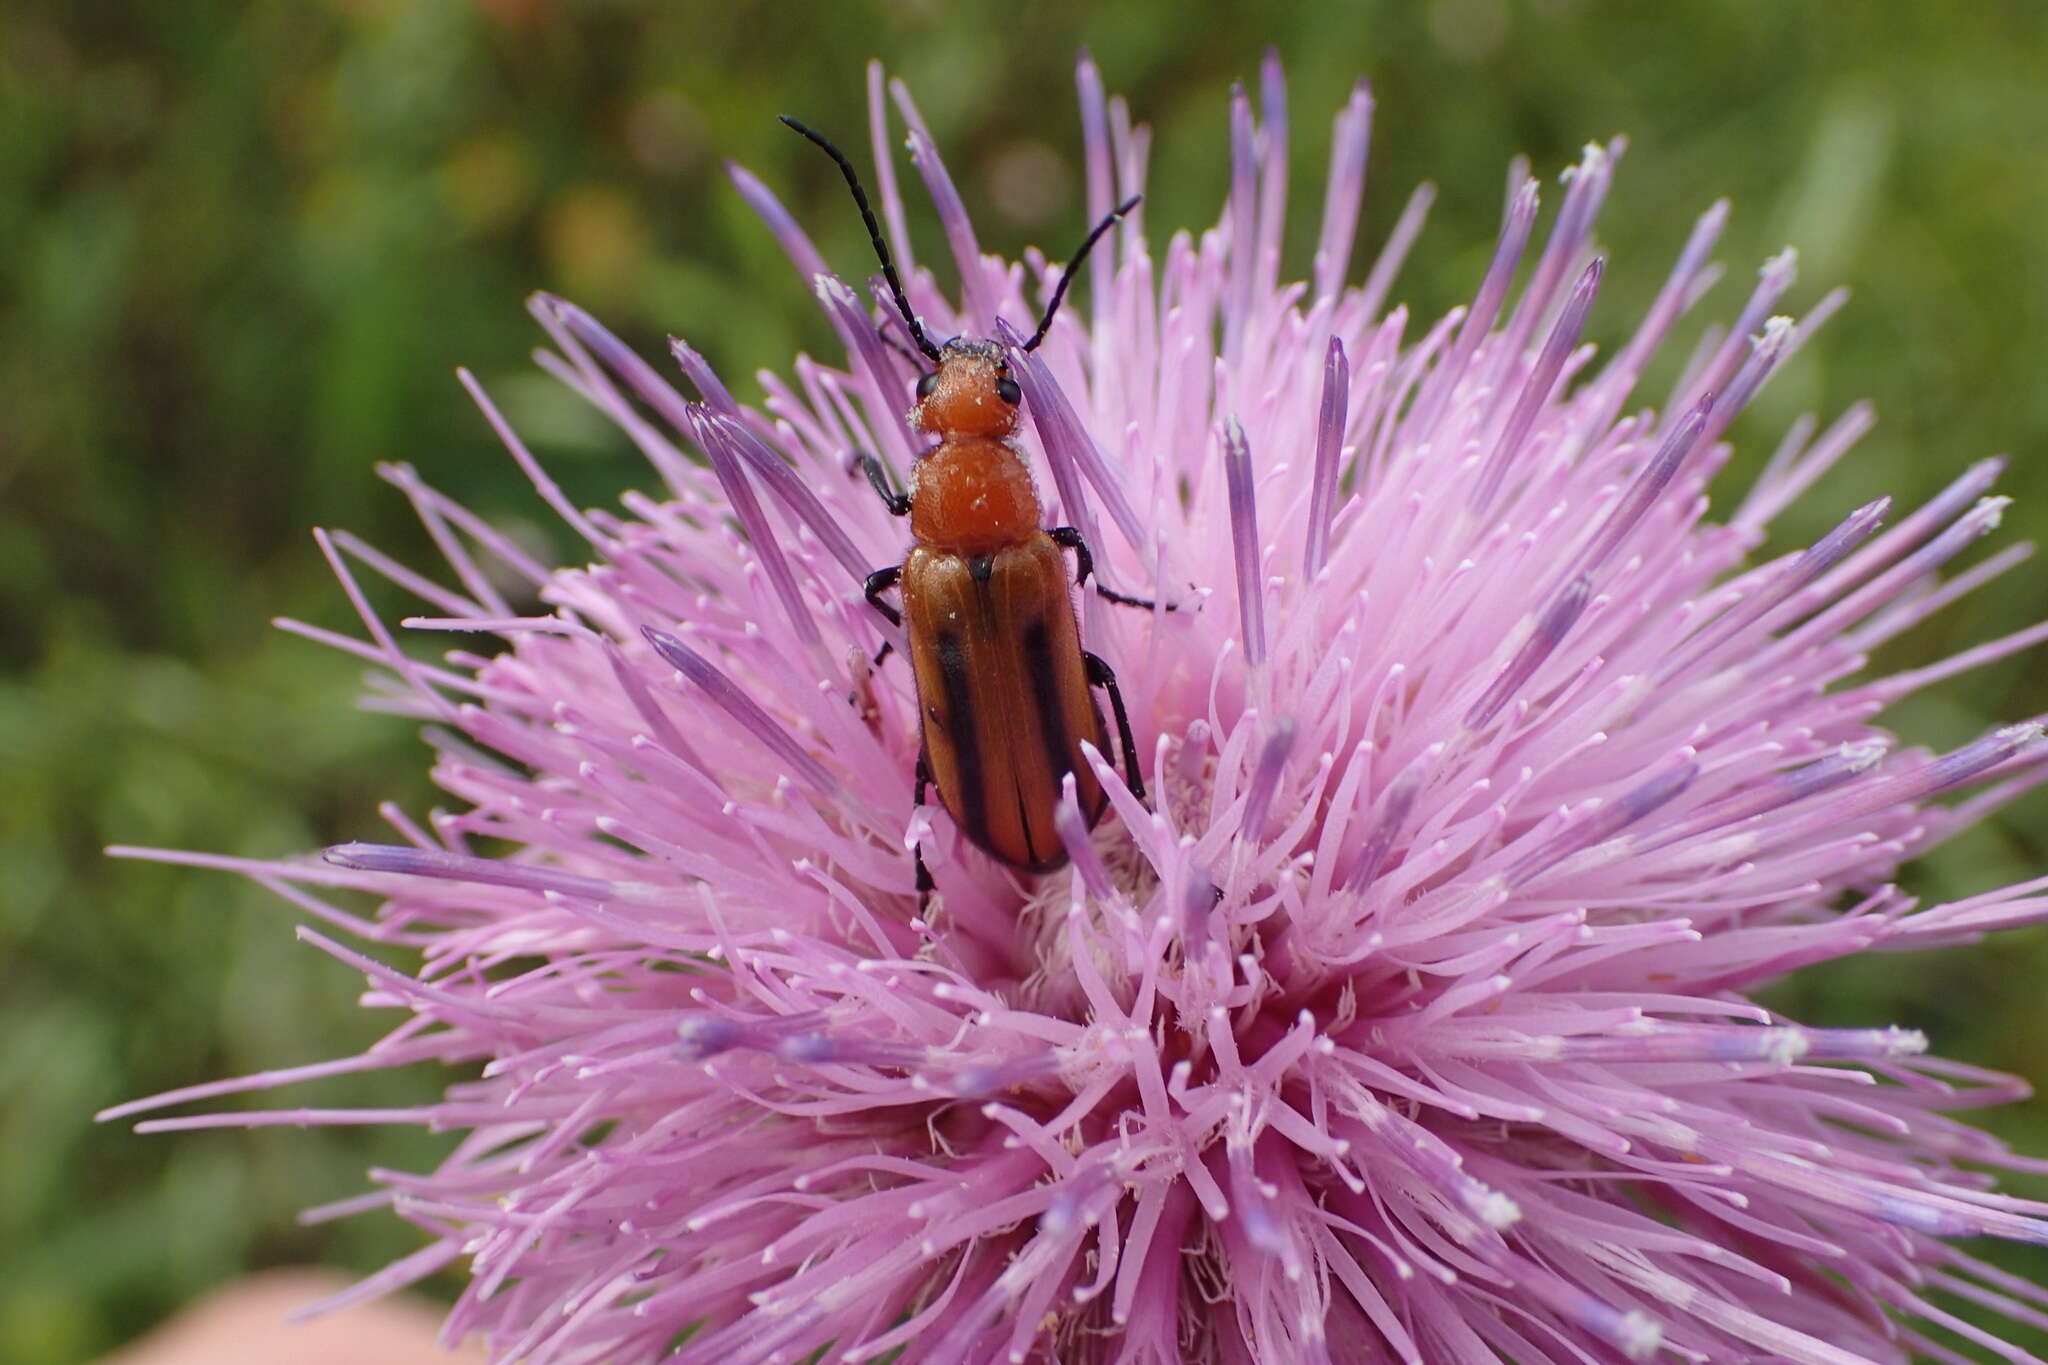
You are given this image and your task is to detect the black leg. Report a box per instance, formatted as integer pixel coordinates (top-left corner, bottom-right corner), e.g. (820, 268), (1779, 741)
(1083, 651), (1146, 802)
(1048, 525), (1095, 585)
(859, 453), (912, 518)
(1049, 525), (1169, 611)
(1096, 583), (1166, 610)
(913, 750), (935, 902)
(864, 563), (904, 627)
(876, 319), (921, 369)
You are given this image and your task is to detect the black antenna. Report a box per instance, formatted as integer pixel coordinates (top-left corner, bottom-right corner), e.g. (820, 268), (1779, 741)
(1022, 194), (1140, 352)
(780, 116), (941, 363)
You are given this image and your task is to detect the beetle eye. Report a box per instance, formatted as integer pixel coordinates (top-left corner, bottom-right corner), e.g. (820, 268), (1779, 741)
(915, 371), (940, 401)
(994, 376), (1021, 405)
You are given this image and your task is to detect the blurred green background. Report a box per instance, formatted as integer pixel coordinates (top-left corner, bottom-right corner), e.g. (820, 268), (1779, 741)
(6, 1), (2048, 1360)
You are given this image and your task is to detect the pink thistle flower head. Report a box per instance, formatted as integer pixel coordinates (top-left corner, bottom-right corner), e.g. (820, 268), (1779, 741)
(110, 53), (2048, 1364)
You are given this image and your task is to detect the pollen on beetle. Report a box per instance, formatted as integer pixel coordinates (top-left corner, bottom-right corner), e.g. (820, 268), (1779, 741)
(103, 48), (2048, 1365)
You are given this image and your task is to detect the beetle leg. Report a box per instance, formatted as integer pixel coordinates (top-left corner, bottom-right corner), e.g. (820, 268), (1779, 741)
(1083, 651), (1147, 802)
(864, 563), (904, 626)
(1049, 525), (1171, 611)
(864, 564), (903, 669)
(858, 453), (912, 518)
(875, 319), (920, 369)
(1095, 583), (1167, 610)
(913, 750), (935, 901)
(1048, 525), (1095, 585)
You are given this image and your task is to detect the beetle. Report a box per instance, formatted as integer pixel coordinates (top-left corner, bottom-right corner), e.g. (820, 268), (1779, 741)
(781, 116), (1152, 891)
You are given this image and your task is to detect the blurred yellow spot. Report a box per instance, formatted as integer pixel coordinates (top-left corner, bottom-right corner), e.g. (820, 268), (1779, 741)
(542, 184), (650, 308)
(441, 133), (534, 234)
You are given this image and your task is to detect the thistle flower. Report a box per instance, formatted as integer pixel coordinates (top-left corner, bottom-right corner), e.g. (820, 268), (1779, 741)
(107, 53), (2048, 1364)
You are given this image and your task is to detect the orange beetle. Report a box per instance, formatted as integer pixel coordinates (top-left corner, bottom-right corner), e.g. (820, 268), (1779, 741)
(783, 117), (1148, 889)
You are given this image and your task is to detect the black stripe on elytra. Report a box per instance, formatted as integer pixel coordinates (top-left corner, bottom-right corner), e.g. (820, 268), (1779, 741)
(934, 628), (988, 848)
(967, 553), (994, 582)
(1021, 614), (1076, 861)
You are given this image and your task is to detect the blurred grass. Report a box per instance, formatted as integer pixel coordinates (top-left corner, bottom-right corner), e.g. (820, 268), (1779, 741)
(4, 1), (2047, 1360)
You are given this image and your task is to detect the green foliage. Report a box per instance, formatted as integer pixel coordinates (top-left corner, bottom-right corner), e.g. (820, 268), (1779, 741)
(5, 1), (2045, 1359)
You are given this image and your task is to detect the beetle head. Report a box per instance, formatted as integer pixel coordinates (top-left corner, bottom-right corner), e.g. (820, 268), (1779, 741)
(910, 338), (1022, 439)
